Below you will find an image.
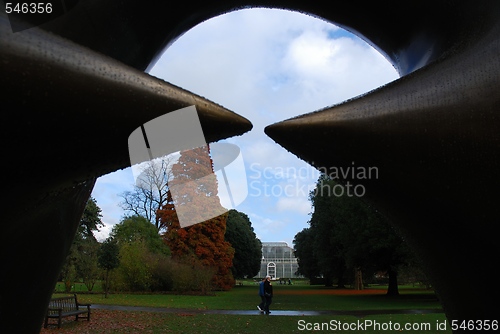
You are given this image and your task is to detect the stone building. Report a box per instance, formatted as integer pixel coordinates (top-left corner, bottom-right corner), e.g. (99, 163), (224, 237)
(256, 242), (302, 279)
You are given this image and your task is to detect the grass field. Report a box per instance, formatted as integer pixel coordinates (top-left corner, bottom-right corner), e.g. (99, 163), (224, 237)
(42, 281), (451, 333)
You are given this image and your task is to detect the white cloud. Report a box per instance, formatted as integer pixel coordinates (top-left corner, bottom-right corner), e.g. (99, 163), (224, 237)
(94, 224), (114, 242)
(276, 197), (312, 215)
(249, 213), (287, 239)
(149, 9), (346, 124)
(244, 139), (294, 169)
(282, 31), (398, 104)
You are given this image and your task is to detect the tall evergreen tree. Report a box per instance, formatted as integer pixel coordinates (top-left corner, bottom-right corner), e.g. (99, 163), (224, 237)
(159, 146), (235, 290)
(225, 209), (262, 279)
(295, 175), (416, 294)
(60, 197), (103, 292)
(79, 197), (104, 241)
(293, 227), (321, 280)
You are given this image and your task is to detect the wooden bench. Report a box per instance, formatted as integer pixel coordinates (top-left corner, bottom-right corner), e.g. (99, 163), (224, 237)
(44, 294), (91, 328)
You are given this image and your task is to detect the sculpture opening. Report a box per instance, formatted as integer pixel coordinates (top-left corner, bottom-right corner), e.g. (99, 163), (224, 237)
(2, 1), (499, 332)
(93, 6), (399, 265)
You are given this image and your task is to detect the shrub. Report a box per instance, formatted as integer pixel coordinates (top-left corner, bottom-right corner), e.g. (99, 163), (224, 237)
(146, 253), (174, 292)
(170, 257), (215, 294)
(114, 240), (152, 291)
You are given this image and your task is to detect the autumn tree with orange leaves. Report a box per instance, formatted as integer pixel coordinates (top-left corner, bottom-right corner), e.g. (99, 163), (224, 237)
(158, 145), (235, 291)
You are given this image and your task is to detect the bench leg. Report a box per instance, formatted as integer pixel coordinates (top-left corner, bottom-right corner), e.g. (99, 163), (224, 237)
(84, 311), (90, 321)
(44, 316), (48, 329)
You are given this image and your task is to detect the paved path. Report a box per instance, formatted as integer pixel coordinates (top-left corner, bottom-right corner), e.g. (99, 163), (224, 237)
(91, 304), (443, 317)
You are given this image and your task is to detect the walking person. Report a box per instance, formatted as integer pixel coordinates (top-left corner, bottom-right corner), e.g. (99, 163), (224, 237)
(263, 275), (273, 315)
(257, 277), (266, 313)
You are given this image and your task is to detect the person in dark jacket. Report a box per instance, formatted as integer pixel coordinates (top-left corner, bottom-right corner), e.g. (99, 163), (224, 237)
(257, 277), (266, 313)
(263, 275), (273, 314)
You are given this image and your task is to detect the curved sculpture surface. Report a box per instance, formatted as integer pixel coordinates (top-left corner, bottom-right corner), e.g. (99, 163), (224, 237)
(266, 17), (500, 322)
(1, 1), (499, 332)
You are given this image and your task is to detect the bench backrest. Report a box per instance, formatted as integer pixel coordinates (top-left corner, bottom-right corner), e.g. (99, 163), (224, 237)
(47, 294), (79, 315)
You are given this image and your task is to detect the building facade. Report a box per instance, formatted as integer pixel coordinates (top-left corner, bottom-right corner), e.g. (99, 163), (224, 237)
(256, 242), (302, 279)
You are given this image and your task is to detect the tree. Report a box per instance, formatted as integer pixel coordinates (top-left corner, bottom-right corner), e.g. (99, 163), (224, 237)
(110, 215), (170, 256)
(98, 237), (120, 298)
(159, 145), (235, 290)
(225, 209), (262, 279)
(164, 212), (235, 290)
(114, 239), (152, 291)
(295, 175), (417, 294)
(307, 174), (347, 287)
(321, 179), (413, 295)
(77, 239), (101, 292)
(77, 197), (104, 291)
(60, 197), (103, 292)
(79, 197), (105, 240)
(293, 227), (321, 280)
(120, 157), (174, 230)
(108, 215), (176, 292)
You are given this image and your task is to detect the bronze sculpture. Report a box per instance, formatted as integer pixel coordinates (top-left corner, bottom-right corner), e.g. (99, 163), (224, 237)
(1, 1), (499, 332)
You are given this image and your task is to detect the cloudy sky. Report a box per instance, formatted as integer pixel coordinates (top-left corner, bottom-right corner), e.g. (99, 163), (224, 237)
(91, 8), (399, 246)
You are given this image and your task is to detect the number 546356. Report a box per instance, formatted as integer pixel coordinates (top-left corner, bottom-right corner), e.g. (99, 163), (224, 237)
(5, 3), (53, 14)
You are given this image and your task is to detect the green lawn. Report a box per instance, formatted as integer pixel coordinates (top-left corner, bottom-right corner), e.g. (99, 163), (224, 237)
(44, 282), (450, 333)
(68, 283), (441, 312)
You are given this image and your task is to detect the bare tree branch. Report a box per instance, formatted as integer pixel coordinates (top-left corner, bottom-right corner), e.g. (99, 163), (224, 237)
(119, 156), (176, 231)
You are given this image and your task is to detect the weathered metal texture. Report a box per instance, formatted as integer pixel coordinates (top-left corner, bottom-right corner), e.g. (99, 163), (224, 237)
(265, 1), (500, 326)
(0, 8), (252, 333)
(1, 1), (499, 332)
